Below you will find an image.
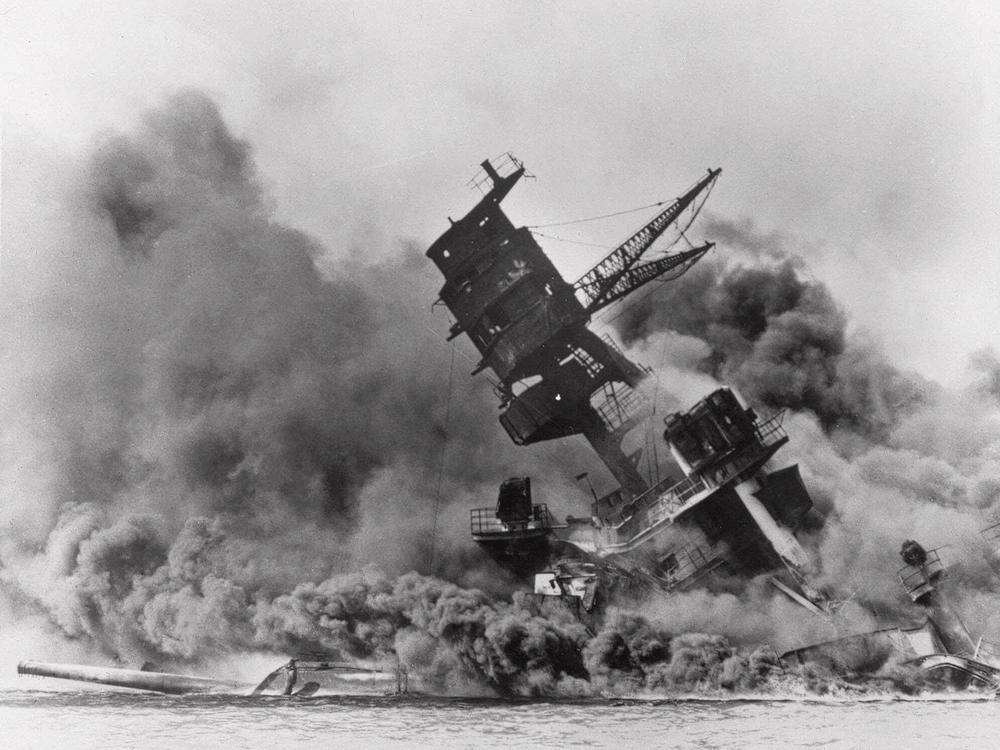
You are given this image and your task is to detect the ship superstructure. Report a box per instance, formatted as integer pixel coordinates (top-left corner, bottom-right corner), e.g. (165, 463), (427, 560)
(427, 155), (823, 606)
(17, 155), (1000, 697)
(561, 387), (822, 603)
(427, 155), (715, 498)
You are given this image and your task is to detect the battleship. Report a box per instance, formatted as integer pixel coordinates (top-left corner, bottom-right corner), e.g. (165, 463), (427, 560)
(426, 154), (1000, 689)
(17, 154), (1000, 695)
(427, 154), (822, 609)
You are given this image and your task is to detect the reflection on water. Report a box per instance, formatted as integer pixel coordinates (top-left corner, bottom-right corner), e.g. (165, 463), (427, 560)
(1, 690), (996, 750)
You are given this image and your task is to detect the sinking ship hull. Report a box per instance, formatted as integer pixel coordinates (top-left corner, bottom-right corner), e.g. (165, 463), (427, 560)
(18, 658), (409, 697)
(469, 387), (826, 608)
(426, 156), (817, 583)
(425, 157), (825, 604)
(18, 661), (244, 695)
(424, 156), (1000, 689)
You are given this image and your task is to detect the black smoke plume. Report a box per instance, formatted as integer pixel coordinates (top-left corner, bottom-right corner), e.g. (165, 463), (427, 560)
(4, 92), (1000, 697)
(613, 218), (931, 441)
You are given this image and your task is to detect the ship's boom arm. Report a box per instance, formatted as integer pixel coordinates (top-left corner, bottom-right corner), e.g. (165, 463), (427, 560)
(584, 242), (714, 314)
(574, 168), (720, 313)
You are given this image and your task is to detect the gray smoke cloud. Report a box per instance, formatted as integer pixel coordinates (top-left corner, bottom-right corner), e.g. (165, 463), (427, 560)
(0, 90), (628, 691)
(614, 218), (933, 442)
(970, 348), (1000, 401)
(609, 216), (1000, 649)
(4, 91), (1000, 697)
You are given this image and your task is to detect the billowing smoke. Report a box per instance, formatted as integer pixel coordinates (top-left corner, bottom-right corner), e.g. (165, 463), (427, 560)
(614, 218), (932, 441)
(970, 348), (1000, 401)
(609, 216), (1000, 651)
(4, 91), (1000, 697)
(0, 90), (597, 672)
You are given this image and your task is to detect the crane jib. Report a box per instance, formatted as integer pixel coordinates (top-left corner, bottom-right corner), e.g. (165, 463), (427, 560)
(573, 168), (720, 310)
(583, 242), (714, 314)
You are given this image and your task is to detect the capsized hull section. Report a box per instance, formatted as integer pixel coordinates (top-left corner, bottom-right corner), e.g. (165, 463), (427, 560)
(18, 658), (408, 697)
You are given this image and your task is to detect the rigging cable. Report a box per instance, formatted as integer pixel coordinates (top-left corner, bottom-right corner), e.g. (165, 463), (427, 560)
(527, 200), (671, 229)
(430, 342), (456, 573)
(423, 322), (502, 392)
(528, 169), (718, 233)
(529, 230), (615, 250)
(646, 329), (672, 486)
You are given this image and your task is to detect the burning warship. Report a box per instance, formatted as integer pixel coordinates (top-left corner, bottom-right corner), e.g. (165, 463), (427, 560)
(426, 154), (821, 607)
(424, 154), (1000, 690)
(17, 152), (1000, 696)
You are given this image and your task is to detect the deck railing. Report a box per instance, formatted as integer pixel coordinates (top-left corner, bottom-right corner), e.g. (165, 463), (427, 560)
(470, 504), (556, 536)
(660, 543), (724, 589)
(754, 411), (788, 447)
(593, 381), (644, 433)
(603, 410), (789, 547)
(897, 548), (945, 601)
(467, 152), (524, 194)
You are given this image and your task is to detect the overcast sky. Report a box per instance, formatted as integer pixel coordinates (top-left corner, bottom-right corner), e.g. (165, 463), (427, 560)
(5, 0), (999, 386)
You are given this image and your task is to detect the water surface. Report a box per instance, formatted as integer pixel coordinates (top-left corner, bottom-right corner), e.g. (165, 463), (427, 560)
(1, 689), (995, 749)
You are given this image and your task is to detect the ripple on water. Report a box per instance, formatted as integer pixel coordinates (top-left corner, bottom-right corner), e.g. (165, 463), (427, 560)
(0, 690), (997, 750)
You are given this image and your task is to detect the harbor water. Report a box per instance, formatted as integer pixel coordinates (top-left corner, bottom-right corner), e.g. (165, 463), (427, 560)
(1, 689), (996, 749)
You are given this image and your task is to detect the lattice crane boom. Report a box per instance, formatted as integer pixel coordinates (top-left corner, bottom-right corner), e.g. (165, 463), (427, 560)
(585, 242), (714, 314)
(574, 168), (720, 313)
